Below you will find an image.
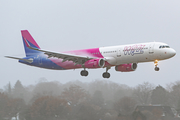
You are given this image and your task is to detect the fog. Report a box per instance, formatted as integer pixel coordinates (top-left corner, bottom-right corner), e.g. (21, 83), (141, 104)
(1, 0), (180, 87)
(0, 79), (180, 120)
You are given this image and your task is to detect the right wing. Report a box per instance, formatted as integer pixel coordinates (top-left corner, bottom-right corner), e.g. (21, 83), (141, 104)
(25, 39), (96, 65)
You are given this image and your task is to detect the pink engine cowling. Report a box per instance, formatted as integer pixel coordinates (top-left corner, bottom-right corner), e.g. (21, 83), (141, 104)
(84, 58), (105, 68)
(115, 63), (137, 72)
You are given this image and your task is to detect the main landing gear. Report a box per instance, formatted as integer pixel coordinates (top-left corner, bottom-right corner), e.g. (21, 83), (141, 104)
(154, 60), (160, 71)
(80, 69), (88, 76)
(80, 67), (111, 78)
(102, 67), (111, 78)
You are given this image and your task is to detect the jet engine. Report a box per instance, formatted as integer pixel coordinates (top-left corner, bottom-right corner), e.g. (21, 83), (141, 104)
(115, 63), (137, 72)
(84, 58), (105, 68)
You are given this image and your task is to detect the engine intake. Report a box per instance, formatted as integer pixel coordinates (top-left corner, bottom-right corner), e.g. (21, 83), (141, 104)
(84, 58), (105, 68)
(115, 63), (137, 72)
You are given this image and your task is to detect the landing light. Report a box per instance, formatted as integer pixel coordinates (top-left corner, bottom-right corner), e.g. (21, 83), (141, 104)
(154, 60), (158, 66)
(154, 60), (158, 63)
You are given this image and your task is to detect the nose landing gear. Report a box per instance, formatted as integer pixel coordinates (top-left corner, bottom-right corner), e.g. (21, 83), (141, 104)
(154, 60), (160, 71)
(102, 67), (111, 78)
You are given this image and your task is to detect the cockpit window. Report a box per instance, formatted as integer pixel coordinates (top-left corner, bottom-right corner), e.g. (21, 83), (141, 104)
(159, 45), (170, 48)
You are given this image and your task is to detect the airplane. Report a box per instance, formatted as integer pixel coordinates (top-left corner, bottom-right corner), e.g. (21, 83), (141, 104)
(5, 30), (176, 78)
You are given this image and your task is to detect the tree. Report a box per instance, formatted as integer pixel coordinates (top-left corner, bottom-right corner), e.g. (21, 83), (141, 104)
(30, 96), (69, 120)
(20, 105), (31, 120)
(92, 90), (104, 107)
(0, 92), (25, 120)
(0, 92), (9, 119)
(177, 98), (180, 111)
(114, 86), (133, 102)
(133, 82), (154, 105)
(8, 82), (12, 96)
(13, 80), (25, 99)
(88, 80), (121, 101)
(114, 96), (137, 115)
(61, 85), (89, 106)
(61, 85), (91, 120)
(151, 85), (169, 105)
(166, 81), (180, 109)
(32, 81), (62, 96)
(8, 98), (26, 120)
(3, 82), (12, 97)
(76, 101), (101, 120)
(30, 81), (62, 104)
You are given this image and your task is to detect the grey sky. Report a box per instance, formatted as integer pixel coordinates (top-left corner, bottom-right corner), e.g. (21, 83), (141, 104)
(0, 0), (179, 88)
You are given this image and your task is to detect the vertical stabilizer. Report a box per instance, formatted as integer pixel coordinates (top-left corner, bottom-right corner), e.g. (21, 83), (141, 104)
(21, 30), (41, 56)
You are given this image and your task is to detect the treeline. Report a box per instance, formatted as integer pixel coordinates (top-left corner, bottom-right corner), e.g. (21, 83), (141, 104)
(1, 79), (180, 120)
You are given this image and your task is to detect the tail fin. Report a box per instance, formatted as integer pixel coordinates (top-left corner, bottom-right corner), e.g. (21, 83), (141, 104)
(21, 30), (41, 56)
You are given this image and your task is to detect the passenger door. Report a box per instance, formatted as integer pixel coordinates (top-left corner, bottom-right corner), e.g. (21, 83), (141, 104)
(149, 43), (154, 54)
(117, 49), (121, 57)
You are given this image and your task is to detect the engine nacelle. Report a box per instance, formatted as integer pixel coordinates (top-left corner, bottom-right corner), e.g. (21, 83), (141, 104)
(115, 63), (137, 72)
(84, 58), (105, 68)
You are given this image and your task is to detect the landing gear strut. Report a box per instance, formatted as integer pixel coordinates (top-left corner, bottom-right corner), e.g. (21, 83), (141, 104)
(102, 67), (111, 78)
(80, 69), (88, 76)
(154, 60), (160, 71)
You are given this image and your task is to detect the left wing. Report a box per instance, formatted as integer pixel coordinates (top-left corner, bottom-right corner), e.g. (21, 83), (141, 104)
(25, 39), (96, 65)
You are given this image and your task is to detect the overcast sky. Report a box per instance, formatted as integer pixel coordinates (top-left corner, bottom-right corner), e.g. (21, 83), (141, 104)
(0, 0), (179, 88)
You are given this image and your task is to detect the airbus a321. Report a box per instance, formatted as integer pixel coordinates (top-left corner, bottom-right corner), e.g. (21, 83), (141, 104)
(6, 30), (176, 78)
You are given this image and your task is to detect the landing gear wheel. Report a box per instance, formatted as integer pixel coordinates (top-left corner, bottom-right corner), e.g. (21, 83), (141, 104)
(155, 67), (160, 71)
(102, 72), (110, 78)
(80, 70), (88, 76)
(154, 60), (160, 71)
(84, 71), (88, 76)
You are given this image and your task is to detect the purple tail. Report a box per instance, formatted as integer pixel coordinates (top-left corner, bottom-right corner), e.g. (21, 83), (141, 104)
(21, 30), (41, 56)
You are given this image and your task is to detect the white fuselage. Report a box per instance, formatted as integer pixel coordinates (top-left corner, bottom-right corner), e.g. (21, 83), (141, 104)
(99, 42), (176, 65)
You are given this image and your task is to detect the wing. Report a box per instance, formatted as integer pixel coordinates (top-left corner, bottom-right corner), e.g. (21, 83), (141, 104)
(25, 39), (95, 65)
(30, 47), (94, 65)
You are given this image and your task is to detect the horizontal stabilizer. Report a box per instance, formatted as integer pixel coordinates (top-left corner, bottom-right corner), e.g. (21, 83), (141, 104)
(5, 56), (33, 63)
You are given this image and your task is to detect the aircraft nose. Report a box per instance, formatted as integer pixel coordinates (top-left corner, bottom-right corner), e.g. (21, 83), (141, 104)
(170, 49), (176, 57)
